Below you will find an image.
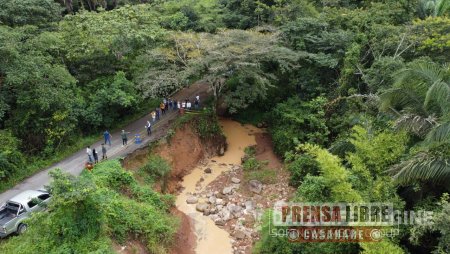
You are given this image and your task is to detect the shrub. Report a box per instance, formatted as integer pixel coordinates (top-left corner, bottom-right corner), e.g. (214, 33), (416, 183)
(287, 154), (320, 187)
(0, 160), (177, 254)
(270, 97), (330, 156)
(245, 168), (277, 184)
(140, 155), (171, 193)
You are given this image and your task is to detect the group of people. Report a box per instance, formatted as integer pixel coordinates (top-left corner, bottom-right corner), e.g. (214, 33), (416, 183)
(85, 130), (112, 165)
(86, 143), (108, 164)
(146, 95), (201, 136)
(86, 95), (201, 165)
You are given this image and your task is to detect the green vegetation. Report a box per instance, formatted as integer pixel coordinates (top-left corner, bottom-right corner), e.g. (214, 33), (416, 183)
(0, 160), (176, 253)
(0, 0), (449, 253)
(242, 146), (275, 184)
(140, 155), (171, 193)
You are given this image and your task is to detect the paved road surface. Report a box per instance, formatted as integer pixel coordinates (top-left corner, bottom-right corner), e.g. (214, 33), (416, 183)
(0, 83), (210, 203)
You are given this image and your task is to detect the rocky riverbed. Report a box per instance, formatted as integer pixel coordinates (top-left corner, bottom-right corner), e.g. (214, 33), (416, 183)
(176, 120), (294, 254)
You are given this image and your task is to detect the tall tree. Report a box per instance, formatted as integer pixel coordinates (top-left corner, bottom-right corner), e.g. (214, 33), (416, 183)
(135, 28), (298, 110)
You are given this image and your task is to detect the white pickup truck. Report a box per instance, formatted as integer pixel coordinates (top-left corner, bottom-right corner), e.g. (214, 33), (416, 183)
(0, 190), (51, 238)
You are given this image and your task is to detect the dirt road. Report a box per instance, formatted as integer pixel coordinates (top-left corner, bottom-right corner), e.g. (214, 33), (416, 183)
(0, 83), (211, 203)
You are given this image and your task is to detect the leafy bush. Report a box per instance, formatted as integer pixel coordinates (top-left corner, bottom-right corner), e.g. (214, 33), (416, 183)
(243, 157), (264, 171)
(270, 97), (330, 156)
(140, 155), (171, 193)
(0, 160), (177, 254)
(286, 154), (320, 187)
(0, 130), (25, 180)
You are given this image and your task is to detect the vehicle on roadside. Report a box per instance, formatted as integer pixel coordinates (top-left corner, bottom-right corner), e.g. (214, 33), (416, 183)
(0, 190), (51, 238)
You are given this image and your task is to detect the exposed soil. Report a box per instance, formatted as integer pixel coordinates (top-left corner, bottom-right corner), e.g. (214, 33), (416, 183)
(254, 132), (283, 170)
(169, 208), (196, 254)
(121, 120), (226, 254)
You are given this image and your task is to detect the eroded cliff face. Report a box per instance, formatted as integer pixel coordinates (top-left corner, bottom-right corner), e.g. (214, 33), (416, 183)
(122, 119), (226, 194)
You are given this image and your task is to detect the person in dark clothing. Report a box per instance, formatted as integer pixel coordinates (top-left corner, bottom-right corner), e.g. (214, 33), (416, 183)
(146, 121), (152, 136)
(169, 99), (173, 109)
(101, 144), (107, 160)
(194, 99), (199, 109)
(156, 108), (160, 120)
(121, 130), (130, 146)
(173, 100), (178, 111)
(93, 148), (99, 163)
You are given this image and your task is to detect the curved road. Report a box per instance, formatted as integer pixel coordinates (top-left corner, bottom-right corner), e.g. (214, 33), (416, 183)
(0, 83), (210, 203)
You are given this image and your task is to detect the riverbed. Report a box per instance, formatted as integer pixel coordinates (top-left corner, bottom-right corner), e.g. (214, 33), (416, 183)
(175, 119), (261, 254)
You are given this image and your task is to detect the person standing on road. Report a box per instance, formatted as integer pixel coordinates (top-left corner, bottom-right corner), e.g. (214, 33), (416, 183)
(103, 130), (112, 146)
(160, 102), (166, 115)
(146, 121), (152, 136)
(93, 148), (99, 163)
(156, 108), (160, 120)
(165, 98), (169, 111)
(177, 101), (181, 110)
(101, 144), (107, 160)
(194, 98), (199, 109)
(151, 110), (156, 122)
(121, 130), (130, 146)
(86, 146), (93, 162)
(187, 100), (192, 110)
(169, 99), (173, 109)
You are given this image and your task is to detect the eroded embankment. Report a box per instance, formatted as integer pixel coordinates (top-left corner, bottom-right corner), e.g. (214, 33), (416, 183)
(122, 118), (294, 254)
(122, 117), (227, 254)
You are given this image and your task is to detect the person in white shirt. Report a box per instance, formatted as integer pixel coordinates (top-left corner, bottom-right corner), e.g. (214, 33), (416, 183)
(187, 100), (192, 109)
(86, 146), (93, 162)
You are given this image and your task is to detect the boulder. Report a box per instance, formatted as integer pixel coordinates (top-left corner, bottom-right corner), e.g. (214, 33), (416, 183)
(186, 196), (198, 204)
(231, 177), (241, 184)
(216, 198), (224, 206)
(215, 219), (226, 226)
(249, 180), (263, 194)
(229, 204), (243, 214)
(234, 230), (246, 240)
(222, 186), (233, 195)
(196, 203), (208, 212)
(245, 200), (254, 211)
(208, 196), (217, 204)
(204, 168), (212, 174)
(220, 209), (232, 221)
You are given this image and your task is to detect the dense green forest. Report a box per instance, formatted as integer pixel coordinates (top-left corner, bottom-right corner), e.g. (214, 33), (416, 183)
(0, 0), (449, 253)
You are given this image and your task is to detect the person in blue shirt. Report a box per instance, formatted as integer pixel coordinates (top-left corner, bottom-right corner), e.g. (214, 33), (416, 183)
(103, 130), (112, 146)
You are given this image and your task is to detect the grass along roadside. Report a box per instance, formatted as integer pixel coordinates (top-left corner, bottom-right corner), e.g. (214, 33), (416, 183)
(0, 98), (161, 194)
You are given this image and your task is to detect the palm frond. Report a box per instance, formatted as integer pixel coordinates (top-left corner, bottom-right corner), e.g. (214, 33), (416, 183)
(434, 0), (450, 16)
(424, 121), (450, 144)
(394, 114), (438, 137)
(389, 151), (450, 185)
(424, 80), (450, 114)
(395, 61), (444, 87)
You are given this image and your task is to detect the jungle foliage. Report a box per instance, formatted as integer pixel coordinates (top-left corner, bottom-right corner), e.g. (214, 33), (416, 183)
(0, 0), (449, 253)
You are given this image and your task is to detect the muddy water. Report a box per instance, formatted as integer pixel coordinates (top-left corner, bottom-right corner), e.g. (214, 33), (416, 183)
(175, 119), (261, 254)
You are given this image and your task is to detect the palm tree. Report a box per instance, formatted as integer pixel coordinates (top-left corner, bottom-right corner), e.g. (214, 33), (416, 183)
(388, 122), (450, 185)
(418, 0), (450, 18)
(380, 60), (449, 137)
(381, 60), (450, 185)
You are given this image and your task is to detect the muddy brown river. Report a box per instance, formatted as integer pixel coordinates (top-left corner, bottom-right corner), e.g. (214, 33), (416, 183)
(175, 119), (261, 254)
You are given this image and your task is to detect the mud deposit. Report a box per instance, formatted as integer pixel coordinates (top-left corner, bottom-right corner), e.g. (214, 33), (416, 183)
(175, 120), (261, 254)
